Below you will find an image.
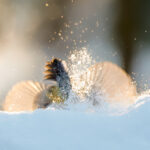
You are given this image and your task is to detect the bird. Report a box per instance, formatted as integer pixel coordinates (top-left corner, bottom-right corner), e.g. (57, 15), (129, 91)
(2, 58), (137, 112)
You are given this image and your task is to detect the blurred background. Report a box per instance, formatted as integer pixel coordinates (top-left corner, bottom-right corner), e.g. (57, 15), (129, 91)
(0, 0), (150, 105)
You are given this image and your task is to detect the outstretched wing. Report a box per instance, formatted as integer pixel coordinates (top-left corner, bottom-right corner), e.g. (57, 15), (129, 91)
(75, 62), (137, 107)
(3, 81), (53, 112)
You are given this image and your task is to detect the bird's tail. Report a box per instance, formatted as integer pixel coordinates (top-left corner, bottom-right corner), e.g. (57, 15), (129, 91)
(44, 58), (71, 99)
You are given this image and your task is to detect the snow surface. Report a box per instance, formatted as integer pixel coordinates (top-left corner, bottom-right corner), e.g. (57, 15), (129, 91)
(0, 98), (150, 150)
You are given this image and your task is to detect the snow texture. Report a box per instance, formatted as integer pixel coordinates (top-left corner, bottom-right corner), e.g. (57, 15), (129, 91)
(0, 97), (150, 150)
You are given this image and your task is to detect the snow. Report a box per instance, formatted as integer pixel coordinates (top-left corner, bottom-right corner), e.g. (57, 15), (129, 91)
(0, 98), (150, 150)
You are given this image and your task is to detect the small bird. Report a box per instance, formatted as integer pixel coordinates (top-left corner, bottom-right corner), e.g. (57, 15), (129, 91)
(2, 58), (137, 112)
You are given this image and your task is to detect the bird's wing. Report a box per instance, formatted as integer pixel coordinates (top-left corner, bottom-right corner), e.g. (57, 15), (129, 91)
(73, 62), (137, 107)
(3, 81), (54, 112)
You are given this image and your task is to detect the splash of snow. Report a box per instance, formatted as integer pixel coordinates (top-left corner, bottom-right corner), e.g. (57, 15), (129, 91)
(66, 48), (150, 115)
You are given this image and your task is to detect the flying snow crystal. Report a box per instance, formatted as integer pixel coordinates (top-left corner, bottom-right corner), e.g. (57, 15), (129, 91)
(45, 2), (49, 7)
(2, 48), (150, 114)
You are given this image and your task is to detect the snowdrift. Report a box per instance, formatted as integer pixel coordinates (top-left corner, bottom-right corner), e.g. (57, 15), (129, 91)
(0, 98), (150, 150)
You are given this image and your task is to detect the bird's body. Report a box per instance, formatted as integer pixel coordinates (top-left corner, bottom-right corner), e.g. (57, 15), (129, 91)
(44, 58), (71, 101)
(2, 58), (137, 112)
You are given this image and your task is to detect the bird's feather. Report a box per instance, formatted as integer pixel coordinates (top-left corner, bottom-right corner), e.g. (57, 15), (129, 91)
(44, 58), (71, 99)
(75, 62), (137, 107)
(3, 81), (54, 112)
